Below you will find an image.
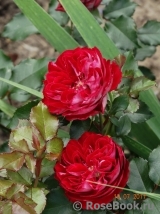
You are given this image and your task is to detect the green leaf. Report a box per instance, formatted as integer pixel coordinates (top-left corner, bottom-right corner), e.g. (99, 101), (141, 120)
(60, 0), (119, 59)
(0, 169), (7, 178)
(46, 138), (63, 155)
(40, 158), (56, 178)
(0, 50), (13, 70)
(72, 26), (86, 46)
(0, 180), (14, 197)
(11, 125), (34, 151)
(141, 198), (160, 213)
(9, 139), (30, 153)
(130, 122), (160, 150)
(30, 102), (59, 141)
(0, 77), (42, 98)
(105, 16), (138, 51)
(138, 20), (160, 46)
(130, 76), (155, 97)
(57, 129), (70, 138)
(8, 100), (39, 129)
(44, 176), (59, 190)
(2, 13), (38, 40)
(6, 183), (24, 199)
(13, 0), (78, 52)
(91, 9), (103, 25)
(0, 202), (12, 214)
(70, 119), (91, 139)
(149, 147), (160, 185)
(0, 99), (16, 117)
(103, 0), (136, 19)
(0, 68), (12, 98)
(139, 66), (155, 81)
(0, 152), (25, 171)
(139, 90), (160, 140)
(0, 142), (10, 153)
(110, 95), (129, 115)
(12, 192), (37, 214)
(116, 115), (131, 136)
(7, 166), (32, 185)
(122, 70), (134, 78)
(135, 46), (156, 61)
(122, 52), (138, 72)
(26, 188), (46, 214)
(122, 136), (152, 159)
(127, 101), (153, 123)
(49, 0), (69, 26)
(43, 187), (77, 214)
(127, 158), (153, 192)
(102, 0), (111, 4)
(126, 98), (139, 113)
(10, 58), (48, 102)
(25, 154), (36, 174)
(32, 127), (45, 151)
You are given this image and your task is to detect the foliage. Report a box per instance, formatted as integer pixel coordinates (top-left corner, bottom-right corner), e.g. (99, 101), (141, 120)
(0, 0), (160, 213)
(0, 102), (61, 213)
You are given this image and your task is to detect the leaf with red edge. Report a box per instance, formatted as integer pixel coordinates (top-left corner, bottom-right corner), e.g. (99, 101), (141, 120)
(7, 166), (33, 186)
(9, 134), (30, 153)
(25, 188), (46, 214)
(0, 152), (25, 171)
(32, 127), (45, 150)
(14, 192), (37, 214)
(46, 137), (63, 155)
(30, 102), (59, 141)
(0, 180), (14, 197)
(11, 125), (35, 152)
(0, 202), (12, 214)
(40, 158), (56, 178)
(25, 154), (36, 174)
(6, 184), (25, 200)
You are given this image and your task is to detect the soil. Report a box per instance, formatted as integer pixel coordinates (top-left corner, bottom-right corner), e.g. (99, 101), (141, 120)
(0, 0), (160, 120)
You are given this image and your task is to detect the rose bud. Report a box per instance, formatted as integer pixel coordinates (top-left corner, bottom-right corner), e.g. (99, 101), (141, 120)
(42, 47), (122, 120)
(54, 132), (129, 209)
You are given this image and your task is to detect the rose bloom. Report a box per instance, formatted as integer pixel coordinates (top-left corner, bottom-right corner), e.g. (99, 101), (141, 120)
(56, 0), (102, 11)
(42, 47), (122, 121)
(54, 132), (129, 209)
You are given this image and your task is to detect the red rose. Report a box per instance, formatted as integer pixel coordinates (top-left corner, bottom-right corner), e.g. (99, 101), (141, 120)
(54, 132), (129, 209)
(42, 47), (122, 121)
(56, 0), (102, 11)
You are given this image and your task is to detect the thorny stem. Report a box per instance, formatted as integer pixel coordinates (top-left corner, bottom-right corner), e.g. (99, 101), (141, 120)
(34, 158), (43, 188)
(33, 145), (46, 187)
(34, 176), (39, 188)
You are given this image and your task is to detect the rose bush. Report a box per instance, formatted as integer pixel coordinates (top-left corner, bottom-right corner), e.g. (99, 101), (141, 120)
(42, 47), (122, 120)
(56, 0), (102, 11)
(54, 132), (129, 209)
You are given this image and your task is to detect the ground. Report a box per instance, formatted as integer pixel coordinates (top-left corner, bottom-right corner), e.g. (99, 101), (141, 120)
(133, 0), (160, 97)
